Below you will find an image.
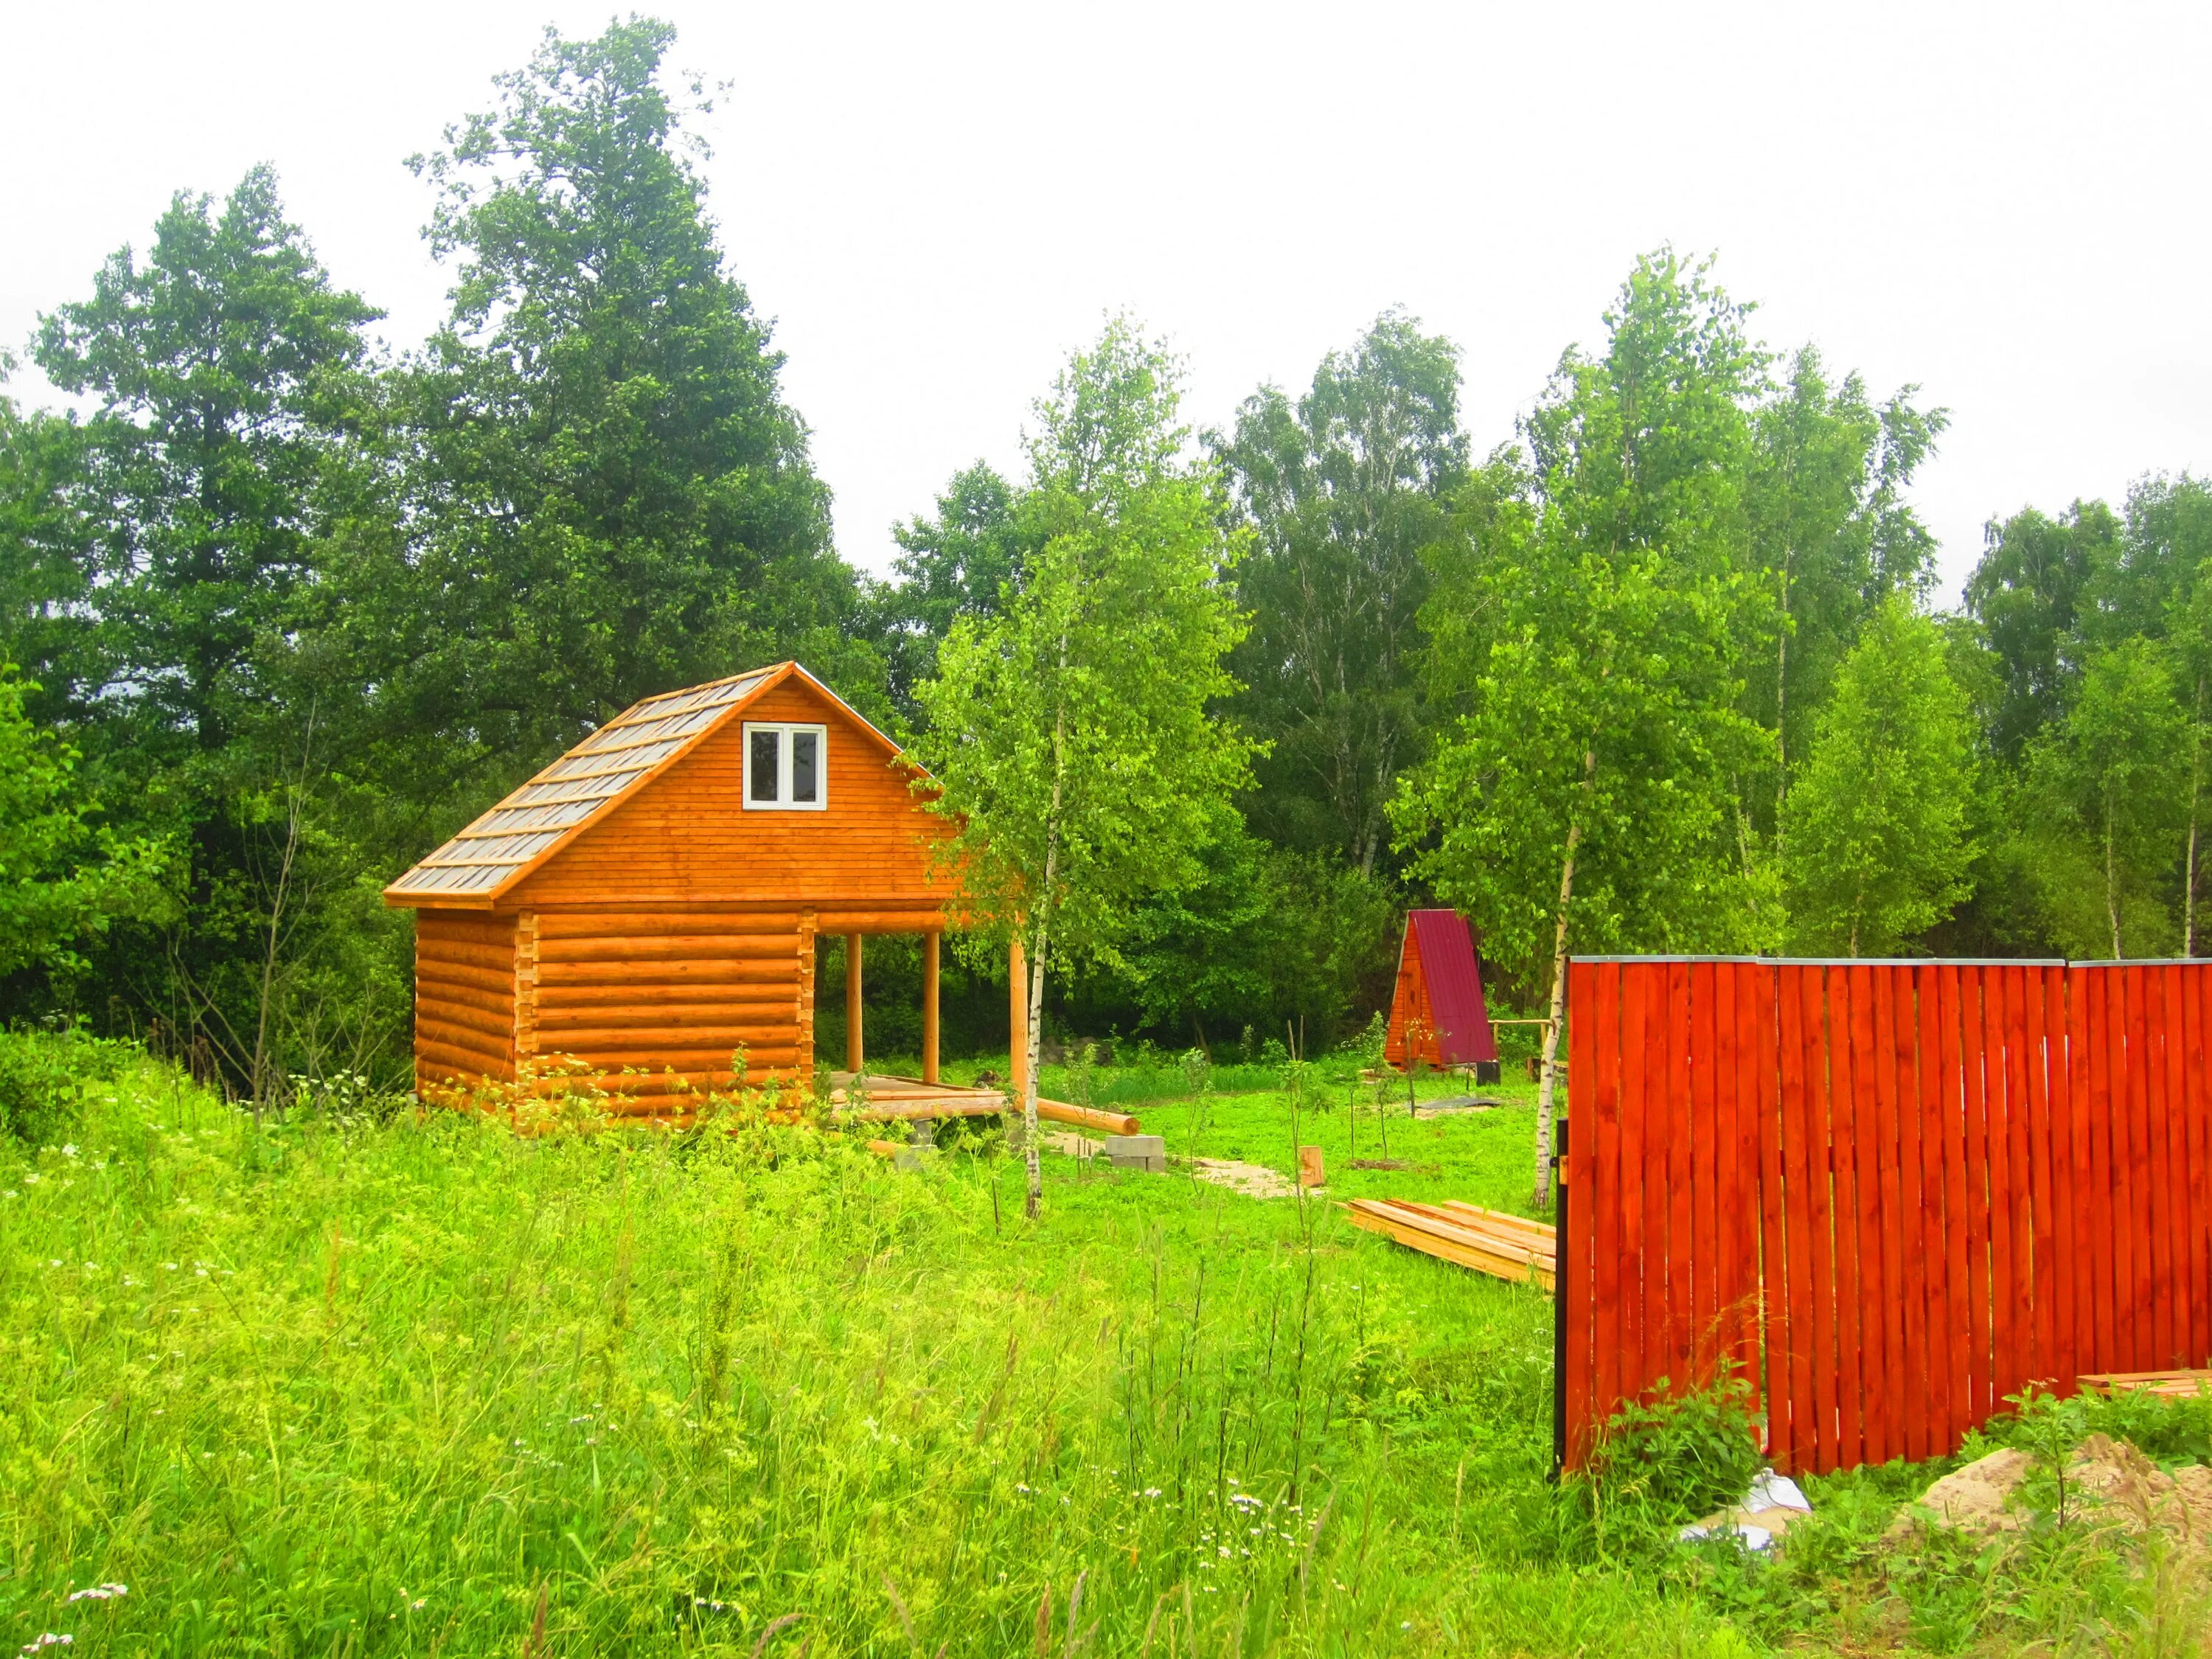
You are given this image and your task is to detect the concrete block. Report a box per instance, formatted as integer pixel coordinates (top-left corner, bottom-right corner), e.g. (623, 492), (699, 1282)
(1105, 1133), (1166, 1174)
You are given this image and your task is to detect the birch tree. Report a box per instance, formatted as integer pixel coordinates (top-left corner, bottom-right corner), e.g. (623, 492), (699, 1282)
(1397, 252), (1772, 1208)
(911, 321), (1255, 1217)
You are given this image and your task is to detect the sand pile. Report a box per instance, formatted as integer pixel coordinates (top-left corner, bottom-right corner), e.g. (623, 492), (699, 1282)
(1891, 1434), (2212, 1546)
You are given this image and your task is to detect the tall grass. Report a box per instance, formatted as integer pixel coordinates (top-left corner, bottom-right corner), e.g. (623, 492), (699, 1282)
(4, 1055), (1693, 1656)
(22, 1051), (2201, 1655)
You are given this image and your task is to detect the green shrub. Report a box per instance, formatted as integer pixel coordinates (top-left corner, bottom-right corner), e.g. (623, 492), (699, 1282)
(0, 1027), (94, 1144)
(1556, 1377), (1765, 1562)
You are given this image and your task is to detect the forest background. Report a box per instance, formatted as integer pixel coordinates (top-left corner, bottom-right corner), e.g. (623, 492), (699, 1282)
(2, 18), (2208, 1103)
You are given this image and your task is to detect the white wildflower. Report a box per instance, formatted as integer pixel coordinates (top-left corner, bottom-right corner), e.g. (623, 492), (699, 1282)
(21, 1635), (72, 1652)
(66, 1585), (125, 1603)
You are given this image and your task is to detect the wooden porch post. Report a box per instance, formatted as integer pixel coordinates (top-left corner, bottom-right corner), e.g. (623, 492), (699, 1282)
(922, 931), (941, 1085)
(1009, 936), (1028, 1105)
(846, 933), (864, 1078)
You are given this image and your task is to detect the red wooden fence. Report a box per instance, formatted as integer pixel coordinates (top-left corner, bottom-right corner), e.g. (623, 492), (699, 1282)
(1557, 957), (2212, 1475)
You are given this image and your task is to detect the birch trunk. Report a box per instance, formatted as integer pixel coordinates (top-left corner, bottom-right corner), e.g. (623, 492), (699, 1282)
(1023, 911), (1048, 1219)
(1023, 639), (1068, 1220)
(1533, 749), (1595, 1211)
(2107, 801), (2125, 961)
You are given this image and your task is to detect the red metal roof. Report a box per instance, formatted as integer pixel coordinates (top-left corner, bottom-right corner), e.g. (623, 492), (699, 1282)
(1403, 909), (1499, 1065)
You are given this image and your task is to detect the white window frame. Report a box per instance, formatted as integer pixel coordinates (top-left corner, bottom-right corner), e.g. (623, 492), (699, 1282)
(742, 721), (829, 810)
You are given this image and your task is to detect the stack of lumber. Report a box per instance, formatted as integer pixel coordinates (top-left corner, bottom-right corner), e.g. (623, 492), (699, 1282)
(1342, 1198), (1557, 1292)
(2077, 1369), (2212, 1399)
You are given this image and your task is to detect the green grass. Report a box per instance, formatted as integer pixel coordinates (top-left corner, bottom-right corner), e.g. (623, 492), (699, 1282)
(4, 1046), (2209, 1655)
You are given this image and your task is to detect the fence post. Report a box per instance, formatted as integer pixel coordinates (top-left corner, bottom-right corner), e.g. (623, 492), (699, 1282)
(1552, 1113), (1570, 1481)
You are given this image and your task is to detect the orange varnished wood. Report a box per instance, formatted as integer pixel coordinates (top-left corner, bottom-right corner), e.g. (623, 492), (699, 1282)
(404, 671), (956, 1104)
(511, 679), (955, 911)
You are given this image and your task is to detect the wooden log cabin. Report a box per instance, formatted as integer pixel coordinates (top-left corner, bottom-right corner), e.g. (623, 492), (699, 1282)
(383, 662), (959, 1108)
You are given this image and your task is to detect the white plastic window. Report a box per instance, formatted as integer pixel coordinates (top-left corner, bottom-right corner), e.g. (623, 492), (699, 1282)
(742, 722), (827, 810)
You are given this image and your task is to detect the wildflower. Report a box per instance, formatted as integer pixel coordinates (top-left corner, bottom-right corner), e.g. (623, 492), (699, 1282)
(194, 1267), (209, 1279)
(60, 1145), (77, 1158)
(411, 1600), (426, 1611)
(162, 1263), (177, 1272)
(66, 1585), (125, 1603)
(22, 1636), (72, 1652)
(22, 1174), (38, 1186)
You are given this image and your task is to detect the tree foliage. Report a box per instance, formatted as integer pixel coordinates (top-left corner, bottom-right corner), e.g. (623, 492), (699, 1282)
(911, 320), (1255, 1210)
(1211, 312), (1464, 874)
(1783, 597), (1976, 955)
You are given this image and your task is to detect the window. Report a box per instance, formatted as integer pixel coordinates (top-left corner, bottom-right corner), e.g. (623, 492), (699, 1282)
(742, 723), (827, 810)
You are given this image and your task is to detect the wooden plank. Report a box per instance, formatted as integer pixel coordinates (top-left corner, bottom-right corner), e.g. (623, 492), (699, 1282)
(1986, 968), (2020, 1410)
(1594, 960), (1625, 1427)
(1644, 961), (1672, 1400)
(1753, 964), (1786, 1461)
(1724, 962), (1760, 1409)
(1667, 961), (1695, 1385)
(1343, 1201), (1557, 1290)
(1805, 965), (1841, 1475)
(2189, 967), (2212, 1366)
(1691, 961), (1720, 1385)
(1916, 965), (1953, 1455)
(1895, 964), (1930, 1463)
(1961, 967), (1993, 1422)
(2001, 962), (2037, 1403)
(1433, 1200), (1564, 1253)
(2088, 969), (2121, 1373)
(1776, 964), (1816, 1473)
(2159, 966), (2191, 1367)
(1566, 959), (1597, 1464)
(1873, 965), (1911, 1462)
(1620, 963), (1651, 1407)
(1712, 961), (1745, 1397)
(2024, 966), (2057, 1388)
(2124, 969), (2159, 1371)
(1938, 964), (1973, 1447)
(2065, 964), (2096, 1380)
(1846, 963), (1885, 1465)
(2042, 964), (2077, 1395)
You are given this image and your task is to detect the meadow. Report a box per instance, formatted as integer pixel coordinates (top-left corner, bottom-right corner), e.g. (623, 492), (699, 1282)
(7, 1039), (2212, 1657)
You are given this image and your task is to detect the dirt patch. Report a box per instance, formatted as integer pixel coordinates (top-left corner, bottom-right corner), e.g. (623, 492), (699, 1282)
(1191, 1158), (1301, 1200)
(1891, 1434), (2212, 1548)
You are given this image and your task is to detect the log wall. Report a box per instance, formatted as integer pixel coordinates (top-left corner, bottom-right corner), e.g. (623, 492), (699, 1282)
(414, 908), (518, 1094)
(526, 907), (814, 1102)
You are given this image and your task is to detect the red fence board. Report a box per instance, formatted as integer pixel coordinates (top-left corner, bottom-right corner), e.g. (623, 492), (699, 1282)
(1562, 957), (2212, 1475)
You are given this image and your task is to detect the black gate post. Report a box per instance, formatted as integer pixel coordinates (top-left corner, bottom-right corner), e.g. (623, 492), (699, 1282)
(1550, 1113), (1568, 1481)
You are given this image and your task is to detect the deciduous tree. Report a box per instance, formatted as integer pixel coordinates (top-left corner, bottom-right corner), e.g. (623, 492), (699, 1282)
(913, 321), (1255, 1215)
(1782, 597), (1976, 954)
(1399, 251), (1773, 1207)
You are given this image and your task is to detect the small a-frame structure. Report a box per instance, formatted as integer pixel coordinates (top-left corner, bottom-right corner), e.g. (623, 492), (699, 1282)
(1383, 908), (1500, 1071)
(383, 662), (960, 1109)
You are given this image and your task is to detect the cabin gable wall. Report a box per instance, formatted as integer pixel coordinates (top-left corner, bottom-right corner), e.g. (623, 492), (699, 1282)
(510, 679), (950, 910)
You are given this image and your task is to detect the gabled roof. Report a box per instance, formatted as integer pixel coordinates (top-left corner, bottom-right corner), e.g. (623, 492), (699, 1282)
(1403, 909), (1500, 1065)
(383, 661), (900, 908)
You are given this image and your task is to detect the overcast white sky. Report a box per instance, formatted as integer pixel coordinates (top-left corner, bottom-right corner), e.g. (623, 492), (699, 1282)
(5, 1), (2208, 601)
